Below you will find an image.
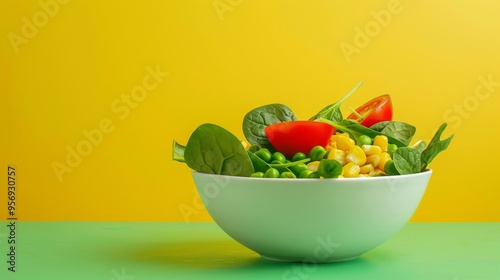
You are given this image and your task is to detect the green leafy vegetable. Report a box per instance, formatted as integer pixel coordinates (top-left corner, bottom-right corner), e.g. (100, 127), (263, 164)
(384, 160), (400, 176)
(411, 140), (426, 153)
(369, 121), (416, 146)
(172, 140), (186, 162)
(318, 118), (407, 147)
(420, 123), (454, 171)
(309, 81), (363, 122)
(184, 123), (254, 176)
(269, 158), (310, 168)
(369, 121), (390, 132)
(392, 147), (421, 175)
(242, 104), (297, 149)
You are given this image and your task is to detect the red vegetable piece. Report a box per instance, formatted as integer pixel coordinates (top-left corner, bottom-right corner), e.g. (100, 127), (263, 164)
(264, 121), (334, 158)
(347, 94), (393, 127)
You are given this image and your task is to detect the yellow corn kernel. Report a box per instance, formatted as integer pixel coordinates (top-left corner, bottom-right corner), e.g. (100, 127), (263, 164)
(360, 163), (375, 174)
(346, 146), (367, 166)
(326, 135), (337, 150)
(337, 135), (355, 151)
(327, 149), (346, 166)
(368, 169), (385, 176)
(366, 154), (381, 167)
(361, 145), (382, 156)
(343, 162), (360, 177)
(378, 152), (392, 171)
(337, 132), (350, 137)
(373, 135), (388, 152)
(307, 161), (321, 172)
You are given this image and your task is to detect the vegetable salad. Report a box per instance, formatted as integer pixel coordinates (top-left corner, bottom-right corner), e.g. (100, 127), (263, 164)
(173, 82), (453, 179)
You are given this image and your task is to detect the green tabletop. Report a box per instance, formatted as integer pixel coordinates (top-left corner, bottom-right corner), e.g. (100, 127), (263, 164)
(0, 222), (498, 280)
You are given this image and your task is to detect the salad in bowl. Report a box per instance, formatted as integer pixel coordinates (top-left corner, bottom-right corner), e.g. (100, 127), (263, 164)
(173, 81), (453, 179)
(171, 81), (453, 263)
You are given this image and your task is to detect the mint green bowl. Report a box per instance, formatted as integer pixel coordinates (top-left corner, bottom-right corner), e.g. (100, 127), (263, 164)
(192, 170), (432, 263)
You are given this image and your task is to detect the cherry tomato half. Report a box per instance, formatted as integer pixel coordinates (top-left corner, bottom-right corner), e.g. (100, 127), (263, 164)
(346, 94), (393, 127)
(264, 121), (334, 159)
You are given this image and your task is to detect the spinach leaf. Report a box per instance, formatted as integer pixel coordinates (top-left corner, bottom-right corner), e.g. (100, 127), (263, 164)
(369, 121), (390, 132)
(269, 158), (310, 168)
(370, 121), (416, 145)
(184, 123), (254, 176)
(242, 104), (297, 148)
(172, 140), (186, 162)
(411, 140), (426, 153)
(379, 121), (416, 146)
(393, 147), (421, 174)
(421, 123), (454, 171)
(318, 118), (407, 147)
(309, 81), (363, 122)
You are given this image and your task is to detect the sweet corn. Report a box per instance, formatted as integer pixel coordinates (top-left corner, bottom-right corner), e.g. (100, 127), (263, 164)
(343, 162), (360, 177)
(368, 169), (385, 176)
(346, 145), (367, 166)
(378, 152), (392, 171)
(327, 149), (346, 166)
(336, 134), (355, 151)
(366, 154), (381, 167)
(326, 137), (337, 150)
(361, 145), (382, 156)
(359, 163), (375, 174)
(307, 161), (320, 172)
(373, 135), (388, 152)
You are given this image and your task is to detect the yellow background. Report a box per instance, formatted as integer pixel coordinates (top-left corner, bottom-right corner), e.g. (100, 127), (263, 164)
(1, 0), (499, 221)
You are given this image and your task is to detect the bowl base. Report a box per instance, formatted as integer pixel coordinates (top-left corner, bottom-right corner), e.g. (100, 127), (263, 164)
(260, 254), (360, 263)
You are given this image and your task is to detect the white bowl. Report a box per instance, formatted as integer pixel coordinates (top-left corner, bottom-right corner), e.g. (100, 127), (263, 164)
(192, 170), (432, 263)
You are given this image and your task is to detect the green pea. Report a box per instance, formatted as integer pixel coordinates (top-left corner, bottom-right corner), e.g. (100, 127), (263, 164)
(318, 159), (342, 178)
(298, 169), (313, 178)
(270, 160), (283, 165)
(308, 146), (326, 161)
(280, 171), (297, 179)
(271, 152), (286, 164)
(248, 145), (260, 153)
(357, 135), (372, 146)
(387, 144), (398, 156)
(255, 148), (272, 163)
(308, 172), (321, 179)
(264, 168), (280, 178)
(285, 159), (292, 164)
(292, 152), (307, 162)
(250, 172), (264, 178)
(290, 163), (308, 176)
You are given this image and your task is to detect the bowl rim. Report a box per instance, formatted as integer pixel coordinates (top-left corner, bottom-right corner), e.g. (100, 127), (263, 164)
(192, 169), (432, 182)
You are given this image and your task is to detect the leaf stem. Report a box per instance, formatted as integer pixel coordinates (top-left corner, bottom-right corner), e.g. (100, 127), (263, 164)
(347, 105), (364, 121)
(337, 81), (364, 105)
